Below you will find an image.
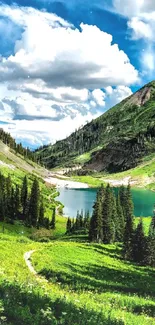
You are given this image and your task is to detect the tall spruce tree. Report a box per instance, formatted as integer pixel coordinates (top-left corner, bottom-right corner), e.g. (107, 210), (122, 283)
(102, 184), (115, 244)
(119, 185), (127, 221)
(14, 184), (20, 219)
(116, 192), (125, 241)
(147, 210), (155, 267)
(29, 178), (40, 227)
(89, 188), (103, 242)
(122, 183), (134, 260)
(132, 218), (146, 264)
(51, 207), (56, 229)
(21, 175), (28, 218)
(38, 200), (45, 228)
(66, 217), (72, 233)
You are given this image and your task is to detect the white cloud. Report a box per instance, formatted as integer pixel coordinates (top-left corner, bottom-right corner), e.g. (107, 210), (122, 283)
(0, 3), (137, 147)
(92, 89), (106, 106)
(127, 18), (153, 40)
(113, 0), (155, 18)
(113, 0), (155, 73)
(105, 85), (132, 109)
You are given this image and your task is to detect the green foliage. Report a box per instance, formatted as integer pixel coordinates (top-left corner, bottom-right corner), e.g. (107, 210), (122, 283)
(36, 82), (155, 173)
(50, 207), (56, 229)
(28, 178), (40, 227)
(0, 128), (36, 162)
(0, 220), (155, 325)
(66, 210), (90, 236)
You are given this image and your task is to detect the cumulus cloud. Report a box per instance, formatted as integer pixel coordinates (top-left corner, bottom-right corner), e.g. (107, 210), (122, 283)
(113, 0), (155, 74)
(127, 18), (153, 40)
(0, 3), (137, 147)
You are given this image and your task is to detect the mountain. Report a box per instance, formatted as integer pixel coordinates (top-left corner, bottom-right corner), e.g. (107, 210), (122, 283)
(37, 81), (155, 172)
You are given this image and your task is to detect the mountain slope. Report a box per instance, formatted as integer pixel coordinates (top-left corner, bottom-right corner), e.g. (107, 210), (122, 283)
(37, 81), (155, 172)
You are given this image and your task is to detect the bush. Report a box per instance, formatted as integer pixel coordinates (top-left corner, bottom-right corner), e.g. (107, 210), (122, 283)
(29, 229), (53, 242)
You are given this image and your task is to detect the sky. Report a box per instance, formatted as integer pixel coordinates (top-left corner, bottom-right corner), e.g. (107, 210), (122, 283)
(0, 0), (154, 148)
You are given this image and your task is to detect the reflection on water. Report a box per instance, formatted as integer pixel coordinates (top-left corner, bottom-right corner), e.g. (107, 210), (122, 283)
(58, 187), (155, 218)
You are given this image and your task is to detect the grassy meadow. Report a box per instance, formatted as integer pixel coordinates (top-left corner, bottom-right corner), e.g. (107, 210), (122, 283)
(0, 216), (154, 325)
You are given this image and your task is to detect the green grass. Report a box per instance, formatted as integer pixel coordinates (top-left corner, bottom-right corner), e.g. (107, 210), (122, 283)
(68, 153), (155, 189)
(72, 175), (105, 187)
(32, 241), (155, 325)
(0, 220), (155, 325)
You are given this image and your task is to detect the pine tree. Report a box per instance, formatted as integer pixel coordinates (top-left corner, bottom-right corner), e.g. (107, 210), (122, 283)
(147, 211), (155, 266)
(119, 185), (127, 221)
(126, 183), (134, 220)
(132, 218), (146, 264)
(83, 210), (90, 232)
(9, 187), (15, 221)
(44, 217), (50, 229)
(14, 184), (20, 219)
(21, 176), (28, 218)
(122, 214), (134, 260)
(89, 188), (103, 242)
(116, 192), (125, 241)
(51, 207), (56, 229)
(38, 200), (45, 228)
(102, 184), (115, 244)
(75, 210), (80, 230)
(66, 217), (72, 233)
(79, 210), (83, 228)
(122, 183), (134, 260)
(29, 178), (40, 227)
(0, 174), (5, 221)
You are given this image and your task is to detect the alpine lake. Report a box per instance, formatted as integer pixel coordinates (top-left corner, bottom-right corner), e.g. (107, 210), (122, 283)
(58, 187), (155, 218)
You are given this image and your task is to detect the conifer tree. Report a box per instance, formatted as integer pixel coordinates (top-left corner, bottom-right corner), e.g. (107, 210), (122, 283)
(122, 213), (134, 260)
(21, 175), (28, 218)
(9, 187), (15, 221)
(132, 218), (146, 264)
(14, 184), (20, 219)
(66, 217), (72, 233)
(119, 185), (127, 220)
(147, 211), (155, 266)
(75, 210), (81, 230)
(122, 183), (134, 260)
(116, 192), (125, 241)
(29, 178), (40, 227)
(51, 207), (56, 229)
(102, 184), (115, 244)
(44, 217), (50, 229)
(84, 210), (90, 231)
(38, 200), (45, 228)
(79, 210), (83, 228)
(89, 189), (103, 242)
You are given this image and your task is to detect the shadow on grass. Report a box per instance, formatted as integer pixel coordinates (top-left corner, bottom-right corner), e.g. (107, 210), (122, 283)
(39, 263), (155, 318)
(0, 281), (122, 325)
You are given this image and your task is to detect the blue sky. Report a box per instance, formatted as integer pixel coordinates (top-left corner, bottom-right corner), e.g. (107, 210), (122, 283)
(0, 0), (154, 148)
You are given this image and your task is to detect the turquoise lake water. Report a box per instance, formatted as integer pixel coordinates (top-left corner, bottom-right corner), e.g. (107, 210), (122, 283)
(58, 187), (155, 218)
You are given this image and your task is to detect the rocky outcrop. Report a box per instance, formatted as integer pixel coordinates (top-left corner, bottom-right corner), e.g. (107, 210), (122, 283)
(85, 138), (148, 173)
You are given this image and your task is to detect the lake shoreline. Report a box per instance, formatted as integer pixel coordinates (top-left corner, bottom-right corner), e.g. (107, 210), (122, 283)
(44, 175), (89, 189)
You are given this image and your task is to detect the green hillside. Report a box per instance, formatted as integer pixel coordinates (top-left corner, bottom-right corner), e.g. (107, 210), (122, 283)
(36, 81), (155, 172)
(0, 223), (155, 325)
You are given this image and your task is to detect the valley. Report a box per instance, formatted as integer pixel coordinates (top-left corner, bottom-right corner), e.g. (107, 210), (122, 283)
(0, 83), (155, 325)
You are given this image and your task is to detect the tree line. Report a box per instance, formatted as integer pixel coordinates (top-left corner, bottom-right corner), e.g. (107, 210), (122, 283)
(90, 183), (155, 266)
(66, 210), (90, 235)
(66, 184), (155, 267)
(0, 128), (37, 162)
(0, 173), (56, 230)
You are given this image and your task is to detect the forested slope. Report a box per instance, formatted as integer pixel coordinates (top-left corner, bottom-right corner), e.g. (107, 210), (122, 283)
(36, 81), (155, 172)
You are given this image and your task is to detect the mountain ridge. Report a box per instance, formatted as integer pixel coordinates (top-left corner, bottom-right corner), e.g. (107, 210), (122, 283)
(37, 81), (155, 172)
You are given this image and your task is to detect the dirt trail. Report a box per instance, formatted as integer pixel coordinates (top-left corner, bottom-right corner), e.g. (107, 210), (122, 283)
(24, 250), (48, 283)
(24, 250), (37, 275)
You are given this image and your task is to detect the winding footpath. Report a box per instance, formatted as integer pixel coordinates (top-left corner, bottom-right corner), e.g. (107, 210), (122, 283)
(24, 250), (48, 283)
(24, 250), (37, 275)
